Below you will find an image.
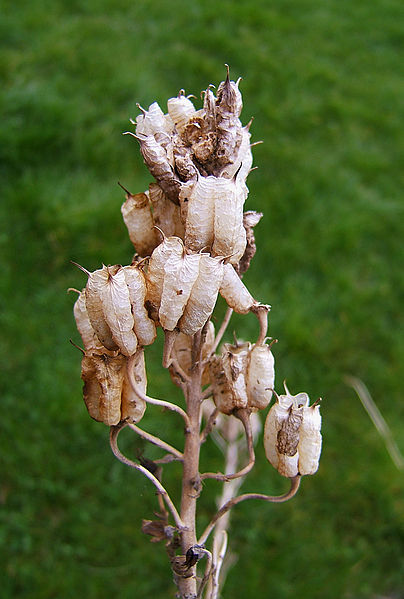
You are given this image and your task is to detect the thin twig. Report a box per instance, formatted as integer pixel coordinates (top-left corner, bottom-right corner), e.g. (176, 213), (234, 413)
(198, 476), (301, 545)
(201, 385), (214, 400)
(196, 547), (213, 599)
(170, 356), (191, 384)
(200, 408), (219, 443)
(210, 530), (228, 599)
(127, 352), (191, 430)
(211, 308), (233, 355)
(109, 423), (186, 531)
(344, 375), (404, 470)
(128, 422), (184, 461)
(200, 410), (255, 482)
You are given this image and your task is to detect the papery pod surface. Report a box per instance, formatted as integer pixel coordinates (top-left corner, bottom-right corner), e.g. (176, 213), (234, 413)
(137, 134), (181, 203)
(246, 342), (275, 410)
(180, 177), (215, 253)
(121, 190), (158, 257)
(209, 354), (233, 415)
(74, 289), (105, 352)
(81, 353), (102, 422)
(298, 404), (322, 475)
(167, 93), (197, 135)
(169, 321), (215, 387)
(135, 102), (174, 138)
(149, 183), (185, 239)
(121, 350), (147, 423)
(83, 351), (127, 426)
(211, 178), (247, 264)
(219, 263), (257, 314)
(100, 266), (138, 357)
(85, 266), (118, 351)
(210, 342), (250, 415)
(122, 265), (156, 346)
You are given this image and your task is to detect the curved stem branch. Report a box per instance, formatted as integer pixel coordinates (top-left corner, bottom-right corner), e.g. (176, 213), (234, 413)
(127, 422), (184, 461)
(200, 409), (255, 482)
(198, 475), (301, 545)
(127, 352), (191, 430)
(109, 423), (186, 531)
(196, 548), (213, 599)
(252, 304), (270, 345)
(200, 407), (219, 444)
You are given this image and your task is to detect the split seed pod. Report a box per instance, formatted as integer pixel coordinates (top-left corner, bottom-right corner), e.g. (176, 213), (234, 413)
(167, 93), (197, 135)
(121, 350), (147, 423)
(219, 263), (257, 314)
(85, 266), (118, 351)
(246, 341), (275, 410)
(121, 189), (158, 257)
(210, 342), (250, 415)
(122, 265), (156, 346)
(264, 384), (322, 477)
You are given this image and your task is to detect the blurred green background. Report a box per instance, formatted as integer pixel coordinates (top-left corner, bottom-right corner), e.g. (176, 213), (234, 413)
(2, 0), (404, 597)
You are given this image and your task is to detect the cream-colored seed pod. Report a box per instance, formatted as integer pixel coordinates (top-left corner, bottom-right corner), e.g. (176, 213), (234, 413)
(219, 263), (257, 314)
(121, 350), (147, 423)
(169, 321), (215, 387)
(167, 94), (196, 135)
(179, 254), (224, 336)
(74, 289), (105, 352)
(210, 343), (250, 415)
(90, 352), (127, 426)
(246, 342), (275, 410)
(121, 190), (158, 257)
(85, 267), (118, 351)
(211, 178), (247, 264)
(100, 266), (138, 357)
(298, 405), (322, 475)
(181, 176), (216, 253)
(149, 183), (185, 239)
(159, 252), (201, 331)
(264, 388), (322, 477)
(122, 265), (156, 346)
(145, 236), (184, 320)
(135, 102), (174, 137)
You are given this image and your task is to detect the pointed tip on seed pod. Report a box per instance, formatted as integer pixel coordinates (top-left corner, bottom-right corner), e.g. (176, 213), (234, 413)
(117, 181), (132, 197)
(224, 63), (230, 80)
(283, 380), (291, 396)
(136, 103), (147, 116)
(70, 260), (91, 277)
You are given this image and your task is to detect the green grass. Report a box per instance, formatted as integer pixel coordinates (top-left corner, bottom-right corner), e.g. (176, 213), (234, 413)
(2, 0), (404, 597)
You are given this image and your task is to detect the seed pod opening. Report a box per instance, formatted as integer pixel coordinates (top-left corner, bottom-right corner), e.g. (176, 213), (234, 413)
(210, 342), (250, 415)
(121, 189), (158, 257)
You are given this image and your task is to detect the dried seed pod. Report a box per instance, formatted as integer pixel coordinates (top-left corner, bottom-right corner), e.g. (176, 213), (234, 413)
(145, 236), (184, 321)
(211, 178), (247, 264)
(85, 266), (118, 351)
(264, 386), (322, 477)
(167, 92), (197, 135)
(238, 211), (263, 275)
(149, 182), (185, 239)
(179, 254), (224, 336)
(136, 134), (181, 203)
(219, 126), (252, 180)
(180, 177), (215, 253)
(216, 71), (243, 118)
(169, 321), (215, 386)
(81, 353), (102, 422)
(246, 342), (275, 410)
(172, 137), (198, 183)
(210, 342), (250, 415)
(159, 251), (201, 331)
(219, 263), (257, 313)
(83, 351), (127, 426)
(121, 350), (147, 423)
(73, 289), (105, 352)
(135, 102), (174, 137)
(121, 189), (158, 257)
(100, 266), (138, 357)
(122, 265), (156, 346)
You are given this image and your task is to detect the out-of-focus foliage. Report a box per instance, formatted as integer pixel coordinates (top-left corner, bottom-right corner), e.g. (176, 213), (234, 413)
(1, 0), (403, 597)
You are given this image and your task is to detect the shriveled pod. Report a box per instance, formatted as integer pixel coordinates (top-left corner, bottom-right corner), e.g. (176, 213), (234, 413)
(246, 341), (275, 410)
(121, 350), (147, 423)
(209, 354), (233, 415)
(221, 341), (250, 412)
(180, 176), (216, 253)
(99, 265), (138, 357)
(169, 321), (215, 387)
(219, 126), (252, 180)
(238, 210), (263, 275)
(135, 102), (174, 137)
(167, 92), (197, 135)
(202, 86), (217, 132)
(136, 134), (181, 203)
(216, 70), (243, 119)
(211, 178), (247, 264)
(82, 351), (127, 426)
(219, 263), (257, 314)
(85, 266), (118, 351)
(73, 289), (105, 352)
(145, 236), (184, 321)
(149, 182), (185, 239)
(159, 251), (201, 331)
(179, 254), (224, 336)
(121, 189), (158, 257)
(264, 385), (322, 477)
(122, 265), (156, 346)
(172, 136), (198, 183)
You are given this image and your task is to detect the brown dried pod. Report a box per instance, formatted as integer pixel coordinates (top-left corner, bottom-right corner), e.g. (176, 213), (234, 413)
(178, 254), (224, 336)
(159, 251), (201, 331)
(145, 236), (184, 321)
(83, 351), (127, 426)
(218, 126), (252, 180)
(219, 263), (257, 313)
(122, 264), (156, 346)
(167, 92), (197, 135)
(121, 189), (159, 257)
(210, 342), (250, 414)
(73, 289), (105, 352)
(81, 353), (102, 422)
(238, 210), (263, 275)
(85, 266), (118, 351)
(149, 182), (185, 239)
(121, 349), (147, 422)
(100, 266), (138, 357)
(172, 137), (198, 183)
(135, 101), (174, 138)
(136, 134), (181, 203)
(169, 320), (214, 386)
(216, 70), (243, 118)
(246, 341), (275, 410)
